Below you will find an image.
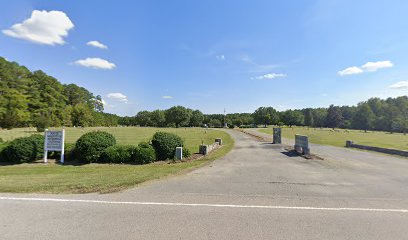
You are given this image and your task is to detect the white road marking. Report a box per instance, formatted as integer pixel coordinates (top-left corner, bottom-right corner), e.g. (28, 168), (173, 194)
(0, 196), (407, 213)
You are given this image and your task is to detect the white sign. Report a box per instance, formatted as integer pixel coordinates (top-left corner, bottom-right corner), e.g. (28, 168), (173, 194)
(44, 129), (65, 164)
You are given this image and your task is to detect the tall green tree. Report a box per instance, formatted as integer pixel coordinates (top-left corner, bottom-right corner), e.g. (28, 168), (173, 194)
(326, 105), (344, 128)
(165, 106), (191, 127)
(352, 104), (375, 131)
(253, 107), (279, 127)
(304, 108), (314, 127)
(190, 110), (204, 127)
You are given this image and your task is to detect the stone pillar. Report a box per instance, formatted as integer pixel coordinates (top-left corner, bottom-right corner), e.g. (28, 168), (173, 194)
(199, 145), (208, 155)
(273, 128), (282, 144)
(215, 138), (222, 145)
(175, 147), (183, 160)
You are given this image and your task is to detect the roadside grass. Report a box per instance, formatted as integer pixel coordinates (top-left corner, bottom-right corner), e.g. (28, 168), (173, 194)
(0, 127), (223, 154)
(0, 129), (234, 194)
(259, 127), (408, 150)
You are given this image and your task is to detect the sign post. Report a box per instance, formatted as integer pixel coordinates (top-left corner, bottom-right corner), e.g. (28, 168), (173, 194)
(44, 129), (65, 164)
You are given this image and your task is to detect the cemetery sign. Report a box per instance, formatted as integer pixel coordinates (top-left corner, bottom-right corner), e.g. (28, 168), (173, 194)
(44, 129), (65, 164)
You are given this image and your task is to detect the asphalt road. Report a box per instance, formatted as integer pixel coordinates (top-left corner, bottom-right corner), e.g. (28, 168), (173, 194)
(1, 129), (408, 240)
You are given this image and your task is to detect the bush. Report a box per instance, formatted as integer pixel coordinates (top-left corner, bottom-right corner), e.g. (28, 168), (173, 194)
(75, 131), (116, 163)
(50, 143), (76, 162)
(0, 135), (44, 163)
(151, 132), (185, 160)
(100, 145), (136, 164)
(132, 142), (156, 164)
(0, 138), (4, 144)
(182, 148), (191, 158)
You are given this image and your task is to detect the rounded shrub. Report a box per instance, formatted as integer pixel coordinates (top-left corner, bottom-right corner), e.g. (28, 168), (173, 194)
(1, 135), (44, 163)
(151, 132), (184, 160)
(100, 145), (136, 164)
(75, 131), (116, 163)
(132, 142), (156, 164)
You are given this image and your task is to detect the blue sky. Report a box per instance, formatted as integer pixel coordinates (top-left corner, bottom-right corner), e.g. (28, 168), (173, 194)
(1, 0), (408, 116)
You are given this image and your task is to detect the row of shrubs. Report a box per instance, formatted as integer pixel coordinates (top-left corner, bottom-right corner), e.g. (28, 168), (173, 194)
(0, 131), (191, 164)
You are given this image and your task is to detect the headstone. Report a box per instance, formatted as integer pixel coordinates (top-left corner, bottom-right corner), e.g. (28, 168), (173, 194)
(175, 147), (183, 160)
(215, 138), (222, 145)
(273, 128), (282, 144)
(346, 140), (353, 148)
(44, 129), (65, 164)
(294, 134), (310, 155)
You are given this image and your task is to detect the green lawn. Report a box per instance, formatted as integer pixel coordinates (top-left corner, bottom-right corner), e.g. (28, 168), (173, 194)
(0, 127), (224, 154)
(259, 127), (408, 150)
(0, 127), (234, 194)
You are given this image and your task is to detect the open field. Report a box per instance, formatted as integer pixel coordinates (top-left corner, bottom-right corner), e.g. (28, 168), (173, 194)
(0, 127), (224, 154)
(0, 128), (233, 193)
(259, 127), (408, 150)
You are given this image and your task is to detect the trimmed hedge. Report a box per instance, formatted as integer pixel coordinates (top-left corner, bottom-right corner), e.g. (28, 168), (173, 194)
(0, 135), (44, 163)
(99, 143), (156, 165)
(152, 132), (185, 160)
(100, 145), (136, 164)
(75, 131), (116, 163)
(133, 142), (156, 164)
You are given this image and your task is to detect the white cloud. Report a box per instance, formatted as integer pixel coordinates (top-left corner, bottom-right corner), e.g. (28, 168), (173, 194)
(361, 60), (393, 72)
(162, 96), (174, 99)
(216, 55), (225, 60)
(2, 10), (74, 45)
(389, 81), (408, 89)
(107, 93), (128, 103)
(87, 40), (108, 49)
(253, 73), (286, 80)
(338, 60), (393, 76)
(239, 54), (254, 64)
(338, 66), (363, 76)
(74, 58), (116, 70)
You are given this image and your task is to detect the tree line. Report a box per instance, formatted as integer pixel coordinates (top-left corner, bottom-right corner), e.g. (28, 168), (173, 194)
(1, 56), (407, 133)
(245, 97), (408, 133)
(0, 57), (118, 130)
(117, 96), (408, 134)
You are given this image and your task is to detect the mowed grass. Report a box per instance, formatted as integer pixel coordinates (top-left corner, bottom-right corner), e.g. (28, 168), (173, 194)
(0, 127), (234, 194)
(259, 127), (408, 150)
(0, 127), (224, 154)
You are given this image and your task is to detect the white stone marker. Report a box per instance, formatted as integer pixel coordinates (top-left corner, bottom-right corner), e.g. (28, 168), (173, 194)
(175, 147), (183, 160)
(44, 129), (65, 164)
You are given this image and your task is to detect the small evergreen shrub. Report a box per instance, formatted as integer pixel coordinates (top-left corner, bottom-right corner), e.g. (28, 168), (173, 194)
(100, 145), (135, 163)
(0, 135), (44, 163)
(151, 132), (184, 160)
(132, 142), (156, 164)
(75, 131), (116, 163)
(182, 148), (191, 158)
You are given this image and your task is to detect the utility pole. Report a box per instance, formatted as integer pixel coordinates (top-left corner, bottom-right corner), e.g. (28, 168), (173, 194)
(224, 108), (227, 128)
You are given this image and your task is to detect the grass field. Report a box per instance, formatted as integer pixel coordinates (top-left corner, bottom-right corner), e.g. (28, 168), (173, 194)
(259, 127), (408, 150)
(0, 127), (234, 194)
(0, 127), (224, 154)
